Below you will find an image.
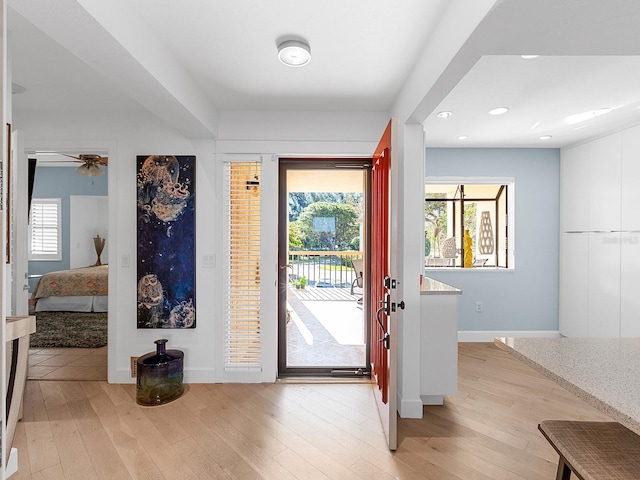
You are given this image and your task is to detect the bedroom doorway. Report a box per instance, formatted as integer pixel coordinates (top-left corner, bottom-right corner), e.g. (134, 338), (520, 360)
(21, 148), (109, 381)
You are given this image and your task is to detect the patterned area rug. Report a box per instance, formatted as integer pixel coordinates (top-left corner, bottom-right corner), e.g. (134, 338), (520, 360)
(30, 311), (108, 348)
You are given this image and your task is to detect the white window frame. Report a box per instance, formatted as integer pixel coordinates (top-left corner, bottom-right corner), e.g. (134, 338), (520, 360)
(29, 198), (62, 261)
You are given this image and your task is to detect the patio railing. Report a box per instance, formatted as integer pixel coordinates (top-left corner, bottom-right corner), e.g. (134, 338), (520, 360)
(288, 250), (363, 288)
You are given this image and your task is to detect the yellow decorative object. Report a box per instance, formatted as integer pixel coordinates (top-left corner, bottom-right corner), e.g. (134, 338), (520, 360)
(464, 229), (473, 268)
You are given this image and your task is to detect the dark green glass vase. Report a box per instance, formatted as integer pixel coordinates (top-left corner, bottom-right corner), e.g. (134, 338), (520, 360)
(136, 339), (184, 406)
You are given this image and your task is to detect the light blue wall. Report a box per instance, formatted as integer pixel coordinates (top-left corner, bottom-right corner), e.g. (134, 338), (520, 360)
(29, 166), (108, 288)
(425, 148), (560, 332)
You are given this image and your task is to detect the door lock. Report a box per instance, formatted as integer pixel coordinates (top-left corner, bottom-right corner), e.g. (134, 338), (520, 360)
(379, 332), (390, 350)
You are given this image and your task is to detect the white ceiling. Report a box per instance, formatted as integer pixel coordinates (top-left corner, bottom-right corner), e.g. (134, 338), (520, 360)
(9, 0), (640, 148)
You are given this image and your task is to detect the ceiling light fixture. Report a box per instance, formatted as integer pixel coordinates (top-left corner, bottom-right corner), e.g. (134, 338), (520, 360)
(76, 163), (104, 176)
(436, 111), (453, 119)
(539, 135), (553, 140)
(521, 55), (539, 59)
(457, 135), (469, 140)
(488, 107), (509, 116)
(277, 40), (311, 67)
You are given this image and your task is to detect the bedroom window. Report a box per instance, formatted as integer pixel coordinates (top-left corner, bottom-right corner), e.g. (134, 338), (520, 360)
(223, 160), (262, 371)
(29, 198), (62, 261)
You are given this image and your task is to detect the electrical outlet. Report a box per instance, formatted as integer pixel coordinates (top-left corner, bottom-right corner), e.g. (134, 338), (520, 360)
(130, 357), (138, 378)
(475, 301), (483, 313)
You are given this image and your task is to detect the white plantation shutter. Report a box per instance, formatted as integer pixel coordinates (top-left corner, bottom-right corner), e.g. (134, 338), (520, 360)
(29, 198), (62, 261)
(223, 161), (262, 371)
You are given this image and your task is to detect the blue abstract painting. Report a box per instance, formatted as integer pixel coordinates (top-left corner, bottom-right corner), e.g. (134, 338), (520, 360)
(136, 155), (196, 328)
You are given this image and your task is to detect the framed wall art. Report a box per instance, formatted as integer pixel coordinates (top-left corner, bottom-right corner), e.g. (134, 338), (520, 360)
(136, 155), (196, 328)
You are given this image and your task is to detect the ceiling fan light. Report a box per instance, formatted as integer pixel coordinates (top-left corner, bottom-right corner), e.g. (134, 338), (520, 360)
(277, 40), (311, 67)
(76, 164), (104, 176)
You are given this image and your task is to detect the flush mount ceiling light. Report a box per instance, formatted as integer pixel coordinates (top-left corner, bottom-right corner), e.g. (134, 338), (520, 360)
(436, 111), (453, 119)
(539, 135), (553, 140)
(457, 135), (469, 140)
(521, 55), (539, 59)
(488, 107), (510, 116)
(277, 40), (311, 67)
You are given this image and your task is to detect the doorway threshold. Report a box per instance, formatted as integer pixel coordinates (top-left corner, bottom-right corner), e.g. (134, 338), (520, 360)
(276, 376), (374, 384)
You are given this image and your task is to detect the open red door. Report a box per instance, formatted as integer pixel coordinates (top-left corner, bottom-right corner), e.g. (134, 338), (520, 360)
(370, 118), (398, 450)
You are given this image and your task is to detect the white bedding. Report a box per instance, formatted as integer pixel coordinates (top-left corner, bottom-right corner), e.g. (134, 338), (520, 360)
(34, 295), (108, 312)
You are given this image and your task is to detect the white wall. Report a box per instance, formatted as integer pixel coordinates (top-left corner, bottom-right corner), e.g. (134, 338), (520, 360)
(425, 147), (561, 338)
(14, 108), (391, 383)
(70, 195), (108, 268)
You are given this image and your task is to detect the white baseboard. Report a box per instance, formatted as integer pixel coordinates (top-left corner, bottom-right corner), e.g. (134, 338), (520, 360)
(421, 395), (444, 405)
(110, 367), (217, 384)
(458, 330), (561, 342)
(398, 394), (424, 419)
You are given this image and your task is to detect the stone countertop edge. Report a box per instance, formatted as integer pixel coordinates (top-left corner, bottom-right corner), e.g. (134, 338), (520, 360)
(494, 337), (640, 435)
(420, 277), (462, 295)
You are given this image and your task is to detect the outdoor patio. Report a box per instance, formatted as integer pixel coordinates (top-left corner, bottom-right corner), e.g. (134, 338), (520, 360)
(286, 286), (366, 368)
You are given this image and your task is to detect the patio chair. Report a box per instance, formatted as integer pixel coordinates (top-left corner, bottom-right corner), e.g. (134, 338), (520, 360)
(350, 259), (364, 304)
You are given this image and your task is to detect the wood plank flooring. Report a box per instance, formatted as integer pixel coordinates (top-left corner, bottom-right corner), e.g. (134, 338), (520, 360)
(11, 343), (611, 479)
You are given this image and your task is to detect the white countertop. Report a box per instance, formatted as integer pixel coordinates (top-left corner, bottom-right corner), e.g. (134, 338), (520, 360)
(495, 336), (640, 434)
(420, 277), (462, 295)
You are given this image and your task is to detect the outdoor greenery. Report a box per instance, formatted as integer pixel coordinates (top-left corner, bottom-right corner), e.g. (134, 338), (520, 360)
(289, 193), (362, 252)
(424, 194), (477, 257)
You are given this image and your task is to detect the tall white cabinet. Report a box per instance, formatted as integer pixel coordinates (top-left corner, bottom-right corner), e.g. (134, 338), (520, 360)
(560, 126), (640, 337)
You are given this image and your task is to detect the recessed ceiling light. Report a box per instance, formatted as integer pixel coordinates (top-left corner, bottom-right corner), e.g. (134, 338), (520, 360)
(277, 39), (311, 67)
(521, 55), (539, 59)
(436, 111), (453, 119)
(539, 135), (553, 140)
(457, 135), (469, 140)
(488, 107), (509, 116)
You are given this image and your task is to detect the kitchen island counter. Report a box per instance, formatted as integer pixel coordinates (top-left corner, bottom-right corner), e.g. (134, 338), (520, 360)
(495, 336), (640, 434)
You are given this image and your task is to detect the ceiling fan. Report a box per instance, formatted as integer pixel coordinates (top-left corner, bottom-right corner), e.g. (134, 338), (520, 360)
(62, 154), (109, 176)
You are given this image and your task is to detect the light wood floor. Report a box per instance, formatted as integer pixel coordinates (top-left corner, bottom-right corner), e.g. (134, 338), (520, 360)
(11, 343), (611, 479)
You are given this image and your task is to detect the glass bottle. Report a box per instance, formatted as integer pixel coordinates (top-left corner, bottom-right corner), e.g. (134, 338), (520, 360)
(136, 339), (184, 406)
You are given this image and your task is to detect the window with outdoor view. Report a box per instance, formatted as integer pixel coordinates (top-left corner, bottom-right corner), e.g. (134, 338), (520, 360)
(424, 181), (513, 269)
(29, 198), (62, 261)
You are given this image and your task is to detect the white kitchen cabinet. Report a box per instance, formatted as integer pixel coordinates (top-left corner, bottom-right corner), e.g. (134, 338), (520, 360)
(621, 236), (640, 336)
(420, 278), (461, 406)
(588, 232), (621, 337)
(559, 233), (589, 337)
(560, 129), (630, 339)
(621, 125), (640, 231)
(588, 134), (621, 232)
(561, 143), (591, 232)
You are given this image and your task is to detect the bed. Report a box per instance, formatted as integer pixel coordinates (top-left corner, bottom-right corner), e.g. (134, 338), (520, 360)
(32, 265), (108, 312)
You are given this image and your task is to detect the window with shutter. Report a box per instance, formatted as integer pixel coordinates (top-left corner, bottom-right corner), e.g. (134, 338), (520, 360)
(223, 161), (262, 371)
(29, 198), (62, 261)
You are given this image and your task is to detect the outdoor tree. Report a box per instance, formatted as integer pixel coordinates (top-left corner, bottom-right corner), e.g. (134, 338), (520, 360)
(288, 221), (304, 250)
(297, 202), (360, 251)
(425, 196), (446, 256)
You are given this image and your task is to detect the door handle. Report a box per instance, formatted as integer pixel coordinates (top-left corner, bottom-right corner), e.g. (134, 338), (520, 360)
(375, 306), (390, 350)
(279, 264), (293, 270)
